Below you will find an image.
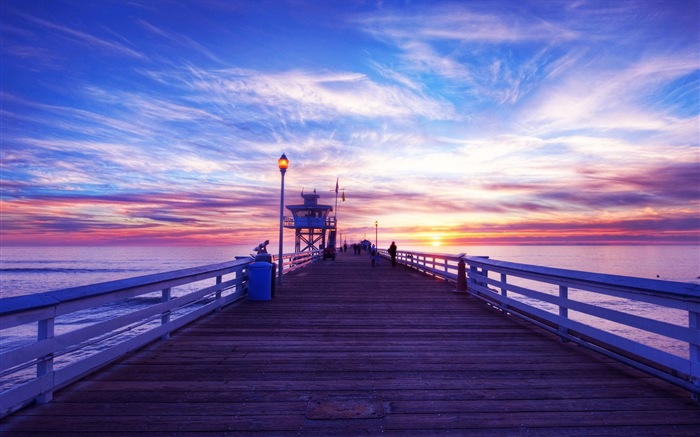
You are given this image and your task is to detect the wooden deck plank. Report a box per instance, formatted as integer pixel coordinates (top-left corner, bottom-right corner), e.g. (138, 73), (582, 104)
(2, 251), (699, 436)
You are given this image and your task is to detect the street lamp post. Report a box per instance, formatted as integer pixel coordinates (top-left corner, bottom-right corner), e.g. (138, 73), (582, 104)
(374, 220), (378, 249)
(278, 153), (288, 285)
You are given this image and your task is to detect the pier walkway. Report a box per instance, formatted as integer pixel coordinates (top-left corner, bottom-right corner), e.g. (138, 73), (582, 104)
(3, 251), (700, 435)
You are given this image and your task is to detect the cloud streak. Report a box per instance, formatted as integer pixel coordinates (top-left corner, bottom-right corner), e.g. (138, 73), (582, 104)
(1, 0), (697, 248)
(14, 12), (144, 59)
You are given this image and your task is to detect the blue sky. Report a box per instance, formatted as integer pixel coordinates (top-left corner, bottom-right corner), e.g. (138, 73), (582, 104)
(1, 0), (698, 247)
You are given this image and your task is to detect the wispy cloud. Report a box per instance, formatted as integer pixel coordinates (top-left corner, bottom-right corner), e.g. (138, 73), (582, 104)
(357, 4), (580, 44)
(138, 19), (224, 64)
(0, 0), (697, 247)
(13, 12), (144, 59)
(183, 67), (457, 121)
(524, 53), (699, 135)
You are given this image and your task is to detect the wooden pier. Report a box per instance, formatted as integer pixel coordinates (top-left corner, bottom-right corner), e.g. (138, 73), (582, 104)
(2, 251), (700, 435)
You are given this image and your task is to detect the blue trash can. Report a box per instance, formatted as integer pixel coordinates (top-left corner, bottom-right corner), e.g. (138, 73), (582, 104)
(248, 261), (272, 301)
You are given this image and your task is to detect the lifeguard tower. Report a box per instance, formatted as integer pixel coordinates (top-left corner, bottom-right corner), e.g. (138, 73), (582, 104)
(283, 190), (337, 252)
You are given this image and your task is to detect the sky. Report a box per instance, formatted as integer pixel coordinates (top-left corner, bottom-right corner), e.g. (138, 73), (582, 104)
(1, 0), (699, 249)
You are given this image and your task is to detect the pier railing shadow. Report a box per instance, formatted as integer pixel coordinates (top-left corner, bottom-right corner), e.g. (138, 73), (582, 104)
(0, 249), (321, 418)
(383, 248), (700, 400)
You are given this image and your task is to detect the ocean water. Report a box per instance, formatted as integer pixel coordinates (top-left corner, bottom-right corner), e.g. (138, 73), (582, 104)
(0, 245), (254, 298)
(419, 244), (700, 283)
(1, 245), (698, 298)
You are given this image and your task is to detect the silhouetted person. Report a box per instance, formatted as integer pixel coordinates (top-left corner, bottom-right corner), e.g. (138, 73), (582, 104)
(388, 241), (397, 267)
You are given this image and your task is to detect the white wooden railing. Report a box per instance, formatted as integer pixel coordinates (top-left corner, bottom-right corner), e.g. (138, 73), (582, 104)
(0, 249), (321, 417)
(3, 247), (698, 417)
(276, 250), (321, 274)
(382, 249), (700, 398)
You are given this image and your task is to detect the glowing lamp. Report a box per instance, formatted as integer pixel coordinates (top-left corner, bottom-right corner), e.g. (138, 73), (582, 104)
(278, 153), (289, 171)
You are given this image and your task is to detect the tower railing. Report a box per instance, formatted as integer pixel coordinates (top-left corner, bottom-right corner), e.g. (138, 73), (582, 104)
(283, 216), (336, 229)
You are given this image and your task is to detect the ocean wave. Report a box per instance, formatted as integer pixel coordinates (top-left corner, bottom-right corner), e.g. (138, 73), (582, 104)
(1, 259), (70, 264)
(0, 267), (145, 274)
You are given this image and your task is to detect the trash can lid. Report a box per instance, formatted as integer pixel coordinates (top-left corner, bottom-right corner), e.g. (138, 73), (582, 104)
(255, 253), (273, 263)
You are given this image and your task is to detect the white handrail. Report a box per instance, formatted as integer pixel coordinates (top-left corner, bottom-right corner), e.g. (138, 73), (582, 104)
(0, 250), (321, 417)
(275, 249), (322, 274)
(3, 247), (698, 417)
(388, 249), (700, 398)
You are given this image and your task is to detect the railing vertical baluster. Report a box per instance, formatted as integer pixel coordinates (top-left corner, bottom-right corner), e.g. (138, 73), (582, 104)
(161, 287), (171, 341)
(500, 273), (508, 312)
(36, 317), (55, 404)
(559, 285), (569, 339)
(690, 309), (699, 401)
(216, 276), (223, 311)
(468, 264), (478, 295)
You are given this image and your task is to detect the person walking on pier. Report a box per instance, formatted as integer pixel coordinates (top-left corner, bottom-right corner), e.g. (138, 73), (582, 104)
(370, 244), (382, 267)
(388, 241), (397, 267)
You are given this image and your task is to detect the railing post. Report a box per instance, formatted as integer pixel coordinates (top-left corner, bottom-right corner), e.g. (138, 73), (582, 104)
(215, 276), (223, 311)
(690, 309), (699, 401)
(161, 287), (171, 340)
(559, 285), (569, 340)
(500, 273), (508, 312)
(36, 317), (55, 404)
(468, 264), (478, 295)
(456, 259), (467, 292)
